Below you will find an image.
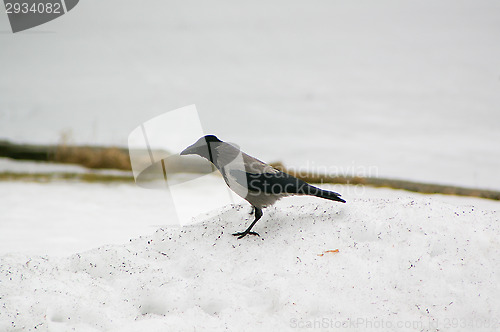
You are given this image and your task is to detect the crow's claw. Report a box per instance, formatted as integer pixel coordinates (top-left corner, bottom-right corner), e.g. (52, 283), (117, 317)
(232, 231), (260, 239)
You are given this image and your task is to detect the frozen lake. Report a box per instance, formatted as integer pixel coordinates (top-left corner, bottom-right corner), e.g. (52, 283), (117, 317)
(1, 0), (500, 190)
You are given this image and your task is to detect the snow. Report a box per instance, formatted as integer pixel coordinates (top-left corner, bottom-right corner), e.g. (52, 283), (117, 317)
(2, 0), (500, 329)
(0, 158), (132, 177)
(1, 180), (499, 331)
(0, 181), (167, 257)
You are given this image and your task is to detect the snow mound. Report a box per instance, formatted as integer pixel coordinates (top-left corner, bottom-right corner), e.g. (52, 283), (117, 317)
(1, 197), (499, 331)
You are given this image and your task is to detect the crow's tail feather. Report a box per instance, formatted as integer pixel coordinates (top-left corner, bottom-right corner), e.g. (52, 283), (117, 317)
(303, 185), (346, 203)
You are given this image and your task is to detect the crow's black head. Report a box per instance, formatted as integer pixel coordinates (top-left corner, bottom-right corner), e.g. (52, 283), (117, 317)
(203, 135), (222, 143)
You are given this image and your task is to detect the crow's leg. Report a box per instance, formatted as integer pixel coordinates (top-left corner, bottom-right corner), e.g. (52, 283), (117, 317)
(233, 207), (262, 239)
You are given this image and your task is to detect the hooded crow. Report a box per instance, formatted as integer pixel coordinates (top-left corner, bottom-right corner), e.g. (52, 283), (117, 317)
(180, 135), (346, 239)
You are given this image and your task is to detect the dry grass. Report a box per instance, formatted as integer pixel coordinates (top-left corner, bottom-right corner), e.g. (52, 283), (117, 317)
(1, 140), (499, 201)
(53, 145), (132, 170)
(271, 163), (500, 201)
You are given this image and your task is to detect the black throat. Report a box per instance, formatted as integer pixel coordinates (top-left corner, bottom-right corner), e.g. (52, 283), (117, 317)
(207, 142), (214, 164)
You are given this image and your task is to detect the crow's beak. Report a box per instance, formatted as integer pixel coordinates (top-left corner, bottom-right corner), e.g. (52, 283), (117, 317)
(180, 146), (193, 156)
(180, 142), (201, 156)
(180, 139), (211, 159)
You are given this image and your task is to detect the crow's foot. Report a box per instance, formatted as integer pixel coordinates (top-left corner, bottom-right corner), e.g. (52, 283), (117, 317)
(232, 231), (260, 239)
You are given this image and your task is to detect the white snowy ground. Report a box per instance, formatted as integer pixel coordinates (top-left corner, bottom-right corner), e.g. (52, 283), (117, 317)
(1, 175), (499, 331)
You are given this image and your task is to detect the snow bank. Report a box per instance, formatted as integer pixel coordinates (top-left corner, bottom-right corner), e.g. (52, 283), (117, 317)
(0, 181), (169, 257)
(0, 158), (133, 177)
(1, 196), (499, 331)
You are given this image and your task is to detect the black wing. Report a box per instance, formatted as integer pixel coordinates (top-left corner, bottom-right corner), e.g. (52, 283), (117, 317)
(229, 169), (346, 202)
(229, 169), (309, 194)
